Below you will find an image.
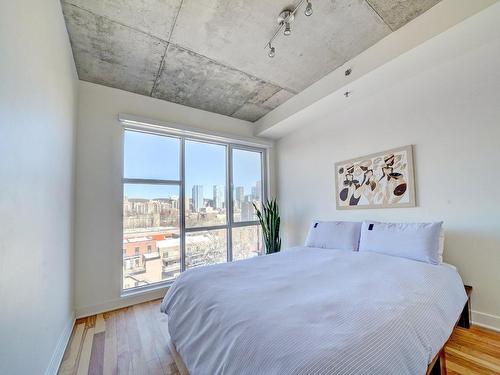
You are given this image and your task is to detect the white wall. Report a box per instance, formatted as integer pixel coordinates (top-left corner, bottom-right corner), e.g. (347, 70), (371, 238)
(74, 82), (274, 316)
(276, 4), (500, 330)
(0, 2), (78, 374)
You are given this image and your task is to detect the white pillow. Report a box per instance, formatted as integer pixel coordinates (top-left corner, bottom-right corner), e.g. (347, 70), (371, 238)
(368, 221), (445, 263)
(358, 221), (443, 265)
(305, 221), (362, 251)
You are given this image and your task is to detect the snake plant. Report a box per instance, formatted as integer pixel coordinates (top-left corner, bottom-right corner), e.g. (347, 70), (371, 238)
(253, 199), (281, 254)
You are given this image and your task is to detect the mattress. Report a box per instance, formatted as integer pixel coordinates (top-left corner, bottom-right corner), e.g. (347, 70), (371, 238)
(161, 246), (467, 375)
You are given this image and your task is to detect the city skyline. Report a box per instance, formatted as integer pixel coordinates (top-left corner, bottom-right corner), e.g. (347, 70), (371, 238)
(125, 182), (263, 204)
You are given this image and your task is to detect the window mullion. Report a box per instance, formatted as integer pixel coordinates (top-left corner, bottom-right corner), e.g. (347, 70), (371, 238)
(231, 220), (260, 228)
(227, 144), (233, 262)
(180, 138), (186, 272)
(123, 178), (181, 185)
(185, 224), (228, 233)
(262, 149), (268, 203)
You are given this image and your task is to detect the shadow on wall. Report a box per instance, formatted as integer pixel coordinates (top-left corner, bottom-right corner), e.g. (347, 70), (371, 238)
(282, 221), (308, 248)
(445, 230), (499, 260)
(444, 229), (499, 287)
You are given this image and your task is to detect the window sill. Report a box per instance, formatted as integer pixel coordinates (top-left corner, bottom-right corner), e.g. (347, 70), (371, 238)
(121, 279), (173, 298)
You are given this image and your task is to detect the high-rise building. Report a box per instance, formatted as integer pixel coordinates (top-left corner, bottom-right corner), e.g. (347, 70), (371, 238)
(254, 180), (262, 201)
(235, 186), (244, 208)
(192, 185), (204, 212)
(213, 185), (224, 209)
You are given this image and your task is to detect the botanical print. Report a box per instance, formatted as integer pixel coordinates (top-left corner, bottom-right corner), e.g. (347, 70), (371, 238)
(335, 145), (415, 209)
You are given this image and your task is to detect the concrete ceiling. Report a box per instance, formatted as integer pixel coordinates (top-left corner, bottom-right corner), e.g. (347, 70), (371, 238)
(62, 0), (441, 122)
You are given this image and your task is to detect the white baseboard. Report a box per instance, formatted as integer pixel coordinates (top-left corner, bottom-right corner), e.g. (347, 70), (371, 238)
(472, 310), (500, 332)
(45, 313), (75, 375)
(75, 286), (168, 318)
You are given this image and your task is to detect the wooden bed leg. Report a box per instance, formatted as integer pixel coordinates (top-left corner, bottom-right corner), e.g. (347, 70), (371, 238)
(439, 350), (447, 375)
(428, 349), (446, 375)
(458, 285), (473, 329)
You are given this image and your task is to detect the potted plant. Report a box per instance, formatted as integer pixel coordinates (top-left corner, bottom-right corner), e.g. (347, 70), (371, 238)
(253, 199), (281, 254)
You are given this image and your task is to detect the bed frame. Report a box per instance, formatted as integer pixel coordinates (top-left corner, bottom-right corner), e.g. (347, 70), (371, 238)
(168, 285), (473, 375)
(170, 339), (448, 375)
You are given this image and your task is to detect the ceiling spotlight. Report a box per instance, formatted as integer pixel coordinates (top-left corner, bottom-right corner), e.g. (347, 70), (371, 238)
(305, 1), (313, 16)
(284, 22), (291, 35)
(268, 44), (276, 58)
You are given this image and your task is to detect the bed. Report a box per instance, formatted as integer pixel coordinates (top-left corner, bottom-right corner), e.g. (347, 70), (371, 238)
(160, 246), (467, 375)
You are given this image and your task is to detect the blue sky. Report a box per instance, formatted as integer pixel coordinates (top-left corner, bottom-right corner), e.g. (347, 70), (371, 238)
(124, 131), (261, 200)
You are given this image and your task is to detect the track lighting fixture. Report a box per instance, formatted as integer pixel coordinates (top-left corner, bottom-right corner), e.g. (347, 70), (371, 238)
(268, 44), (276, 58)
(305, 1), (313, 16)
(265, 0), (314, 58)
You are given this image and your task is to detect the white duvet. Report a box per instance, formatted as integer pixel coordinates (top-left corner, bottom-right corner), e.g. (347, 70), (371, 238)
(161, 247), (467, 375)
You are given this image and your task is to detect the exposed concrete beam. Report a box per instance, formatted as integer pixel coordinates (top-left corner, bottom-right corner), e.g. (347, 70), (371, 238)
(254, 0), (499, 139)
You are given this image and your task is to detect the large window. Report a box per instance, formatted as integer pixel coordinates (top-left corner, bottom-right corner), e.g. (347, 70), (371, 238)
(123, 129), (266, 291)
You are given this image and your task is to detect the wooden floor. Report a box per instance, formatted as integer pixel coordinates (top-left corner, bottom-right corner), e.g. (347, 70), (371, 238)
(444, 326), (500, 374)
(58, 300), (179, 375)
(59, 300), (500, 375)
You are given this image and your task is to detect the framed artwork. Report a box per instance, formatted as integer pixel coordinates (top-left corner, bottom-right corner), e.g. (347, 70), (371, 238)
(335, 145), (416, 210)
